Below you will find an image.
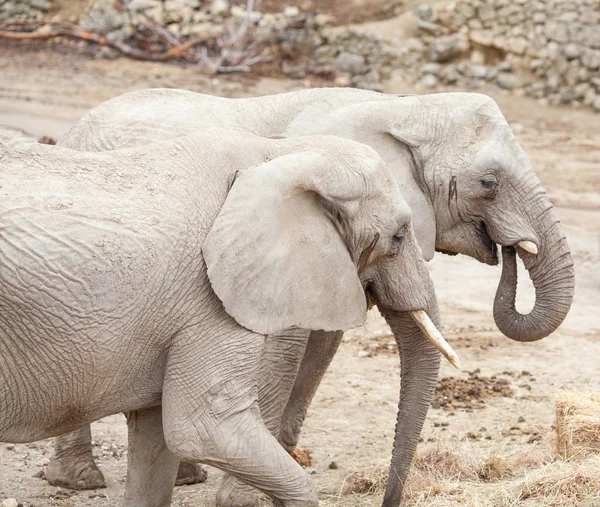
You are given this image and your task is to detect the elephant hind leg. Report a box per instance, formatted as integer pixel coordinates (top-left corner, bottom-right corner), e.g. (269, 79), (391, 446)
(123, 407), (179, 507)
(45, 426), (106, 490)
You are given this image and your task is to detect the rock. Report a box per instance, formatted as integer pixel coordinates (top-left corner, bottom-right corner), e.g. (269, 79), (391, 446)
(440, 65), (460, 84)
(544, 21), (570, 43)
(2, 499), (18, 507)
(496, 72), (519, 90)
(582, 50), (600, 70)
(283, 6), (300, 17)
(477, 4), (496, 22)
(421, 62), (441, 75)
(470, 49), (485, 64)
(334, 52), (366, 75)
(429, 33), (469, 62)
(593, 97), (600, 112)
(505, 37), (528, 55)
(29, 0), (50, 11)
(334, 75), (351, 87)
(532, 12), (547, 24)
(210, 0), (228, 17)
(420, 74), (438, 88)
(230, 6), (261, 23)
(469, 64), (488, 79)
(563, 43), (581, 60)
(413, 4), (434, 22)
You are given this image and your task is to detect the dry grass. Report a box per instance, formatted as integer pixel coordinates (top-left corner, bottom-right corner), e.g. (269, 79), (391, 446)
(556, 390), (600, 459)
(325, 392), (600, 506)
(331, 442), (600, 507)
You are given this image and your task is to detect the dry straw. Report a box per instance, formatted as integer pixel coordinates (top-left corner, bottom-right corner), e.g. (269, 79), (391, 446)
(555, 390), (600, 459)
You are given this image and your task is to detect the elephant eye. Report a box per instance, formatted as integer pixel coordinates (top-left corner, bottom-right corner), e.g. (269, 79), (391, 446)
(480, 178), (498, 189)
(393, 231), (404, 243)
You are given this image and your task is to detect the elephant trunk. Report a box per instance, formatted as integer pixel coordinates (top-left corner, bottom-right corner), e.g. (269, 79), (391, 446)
(379, 306), (442, 507)
(493, 208), (575, 342)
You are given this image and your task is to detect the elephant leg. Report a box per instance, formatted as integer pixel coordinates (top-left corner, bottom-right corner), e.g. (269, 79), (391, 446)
(279, 330), (343, 452)
(123, 407), (179, 507)
(216, 329), (310, 507)
(45, 426), (106, 490)
(174, 461), (208, 486)
(162, 326), (317, 507)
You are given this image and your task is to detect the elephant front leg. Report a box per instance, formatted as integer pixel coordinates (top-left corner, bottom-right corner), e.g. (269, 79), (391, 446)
(279, 330), (344, 452)
(123, 407), (179, 507)
(162, 326), (317, 507)
(216, 328), (310, 507)
(45, 426), (106, 490)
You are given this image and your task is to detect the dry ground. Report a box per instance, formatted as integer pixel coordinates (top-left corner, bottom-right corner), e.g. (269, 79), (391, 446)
(0, 43), (599, 506)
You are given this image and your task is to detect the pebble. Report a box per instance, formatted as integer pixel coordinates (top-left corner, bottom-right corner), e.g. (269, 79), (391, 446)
(2, 500), (18, 507)
(420, 74), (438, 88)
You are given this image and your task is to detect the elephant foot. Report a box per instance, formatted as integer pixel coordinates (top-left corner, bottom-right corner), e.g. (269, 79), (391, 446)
(216, 474), (273, 507)
(175, 461), (208, 486)
(45, 456), (106, 490)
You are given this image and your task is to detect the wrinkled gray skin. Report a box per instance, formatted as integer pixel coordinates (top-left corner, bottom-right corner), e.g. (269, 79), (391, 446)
(54, 88), (574, 506)
(0, 131), (436, 507)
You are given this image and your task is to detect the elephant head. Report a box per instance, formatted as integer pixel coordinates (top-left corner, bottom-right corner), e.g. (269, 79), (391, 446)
(203, 139), (453, 354)
(384, 93), (574, 343)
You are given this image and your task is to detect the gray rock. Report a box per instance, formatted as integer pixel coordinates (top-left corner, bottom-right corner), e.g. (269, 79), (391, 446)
(421, 62), (441, 75)
(210, 0), (229, 16)
(496, 72), (519, 90)
(1, 499), (18, 507)
(582, 50), (600, 70)
(429, 33), (469, 62)
(29, 0), (51, 12)
(563, 43), (581, 60)
(440, 65), (460, 84)
(544, 21), (570, 43)
(413, 4), (434, 21)
(420, 74), (438, 88)
(469, 64), (488, 79)
(476, 4), (495, 22)
(546, 74), (562, 92)
(573, 82), (590, 100)
(334, 52), (367, 76)
(532, 12), (547, 24)
(283, 5), (300, 17)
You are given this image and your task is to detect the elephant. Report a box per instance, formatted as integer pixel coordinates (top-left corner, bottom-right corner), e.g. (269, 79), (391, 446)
(50, 87), (575, 506)
(0, 130), (450, 507)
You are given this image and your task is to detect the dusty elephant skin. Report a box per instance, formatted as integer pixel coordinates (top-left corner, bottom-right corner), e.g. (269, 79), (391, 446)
(53, 87), (574, 506)
(0, 130), (442, 507)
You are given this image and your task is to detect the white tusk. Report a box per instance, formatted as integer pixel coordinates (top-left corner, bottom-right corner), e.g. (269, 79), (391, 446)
(517, 240), (538, 255)
(410, 310), (461, 370)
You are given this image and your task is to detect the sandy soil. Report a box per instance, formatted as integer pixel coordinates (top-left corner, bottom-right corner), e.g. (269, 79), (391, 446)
(0, 44), (599, 506)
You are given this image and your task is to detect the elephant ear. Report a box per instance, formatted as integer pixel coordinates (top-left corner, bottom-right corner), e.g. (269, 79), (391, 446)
(387, 115), (437, 261)
(203, 151), (368, 335)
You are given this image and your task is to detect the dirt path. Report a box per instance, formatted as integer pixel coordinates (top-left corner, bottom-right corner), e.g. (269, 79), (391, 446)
(0, 46), (599, 507)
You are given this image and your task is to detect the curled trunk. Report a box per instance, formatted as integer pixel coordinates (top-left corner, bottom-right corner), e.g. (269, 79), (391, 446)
(494, 209), (575, 341)
(379, 307), (442, 507)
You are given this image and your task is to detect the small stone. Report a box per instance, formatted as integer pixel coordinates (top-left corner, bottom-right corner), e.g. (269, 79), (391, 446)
(592, 97), (600, 112)
(420, 74), (438, 88)
(470, 49), (485, 64)
(429, 33), (469, 63)
(334, 75), (351, 87)
(334, 52), (366, 76)
(357, 350), (371, 358)
(2, 500), (18, 507)
(210, 0), (228, 16)
(496, 72), (519, 90)
(421, 62), (441, 75)
(582, 50), (600, 70)
(328, 461), (338, 469)
(564, 43), (581, 60)
(532, 12), (546, 24)
(440, 65), (460, 84)
(469, 64), (488, 79)
(413, 3), (434, 21)
(283, 5), (300, 17)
